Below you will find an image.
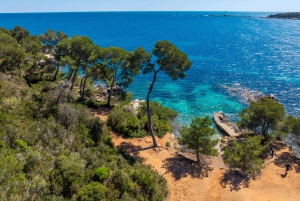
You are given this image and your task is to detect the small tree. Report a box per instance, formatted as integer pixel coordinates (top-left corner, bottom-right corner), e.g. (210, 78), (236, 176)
(287, 116), (300, 146)
(181, 116), (219, 163)
(224, 136), (268, 174)
(143, 40), (192, 147)
(0, 32), (25, 75)
(238, 97), (285, 139)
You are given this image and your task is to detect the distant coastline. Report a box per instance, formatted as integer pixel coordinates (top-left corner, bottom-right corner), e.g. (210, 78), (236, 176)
(266, 12), (300, 20)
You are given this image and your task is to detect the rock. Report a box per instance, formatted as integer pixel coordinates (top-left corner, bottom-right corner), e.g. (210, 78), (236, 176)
(221, 136), (229, 143)
(102, 88), (108, 94)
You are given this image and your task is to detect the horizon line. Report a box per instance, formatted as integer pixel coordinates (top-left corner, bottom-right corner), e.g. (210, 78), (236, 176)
(0, 10), (292, 14)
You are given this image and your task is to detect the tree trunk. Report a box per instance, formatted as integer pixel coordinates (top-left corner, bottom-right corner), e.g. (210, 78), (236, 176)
(269, 143), (274, 158)
(52, 59), (60, 81)
(67, 69), (74, 81)
(70, 67), (79, 91)
(18, 63), (22, 78)
(107, 78), (116, 107)
(146, 70), (160, 147)
(196, 150), (201, 163)
(79, 75), (85, 99)
(82, 75), (88, 98)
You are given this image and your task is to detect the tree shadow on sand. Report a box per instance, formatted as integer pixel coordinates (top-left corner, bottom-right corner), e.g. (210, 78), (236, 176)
(273, 151), (300, 173)
(118, 142), (147, 152)
(162, 154), (213, 181)
(117, 142), (155, 163)
(219, 170), (259, 191)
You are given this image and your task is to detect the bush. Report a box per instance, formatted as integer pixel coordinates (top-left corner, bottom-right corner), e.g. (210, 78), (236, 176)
(95, 166), (110, 182)
(108, 106), (146, 138)
(15, 139), (28, 150)
(108, 101), (178, 138)
(77, 99), (106, 109)
(78, 182), (108, 201)
(166, 142), (171, 147)
(224, 136), (268, 173)
(138, 101), (178, 138)
(0, 141), (6, 149)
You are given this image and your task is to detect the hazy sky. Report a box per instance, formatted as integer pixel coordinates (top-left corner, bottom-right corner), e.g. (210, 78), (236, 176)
(1, 0), (300, 13)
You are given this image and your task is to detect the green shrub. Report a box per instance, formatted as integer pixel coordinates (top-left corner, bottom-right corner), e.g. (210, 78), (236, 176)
(0, 141), (6, 149)
(95, 166), (110, 181)
(108, 102), (178, 138)
(78, 182), (108, 201)
(166, 142), (171, 147)
(77, 99), (106, 109)
(108, 106), (146, 138)
(15, 139), (28, 150)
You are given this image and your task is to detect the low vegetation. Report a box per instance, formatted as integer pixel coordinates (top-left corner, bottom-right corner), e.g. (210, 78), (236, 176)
(0, 26), (169, 201)
(108, 101), (178, 138)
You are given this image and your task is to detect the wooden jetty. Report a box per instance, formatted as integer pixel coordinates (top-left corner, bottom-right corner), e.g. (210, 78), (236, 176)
(213, 112), (241, 137)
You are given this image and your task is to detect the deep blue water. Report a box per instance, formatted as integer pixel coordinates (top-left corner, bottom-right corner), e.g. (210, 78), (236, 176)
(1, 11), (300, 129)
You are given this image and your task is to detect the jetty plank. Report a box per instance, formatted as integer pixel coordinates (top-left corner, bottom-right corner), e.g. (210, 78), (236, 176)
(213, 112), (241, 137)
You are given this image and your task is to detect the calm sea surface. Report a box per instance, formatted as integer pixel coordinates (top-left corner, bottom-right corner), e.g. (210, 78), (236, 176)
(1, 12), (300, 132)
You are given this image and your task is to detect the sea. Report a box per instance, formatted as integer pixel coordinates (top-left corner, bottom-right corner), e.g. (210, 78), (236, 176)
(1, 12), (300, 143)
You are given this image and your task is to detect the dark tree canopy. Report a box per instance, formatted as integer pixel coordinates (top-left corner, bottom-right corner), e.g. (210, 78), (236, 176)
(99, 46), (151, 107)
(0, 32), (25, 74)
(224, 136), (268, 173)
(11, 26), (30, 42)
(238, 97), (286, 138)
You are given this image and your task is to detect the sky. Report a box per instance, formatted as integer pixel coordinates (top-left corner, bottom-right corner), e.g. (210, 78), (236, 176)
(1, 0), (300, 13)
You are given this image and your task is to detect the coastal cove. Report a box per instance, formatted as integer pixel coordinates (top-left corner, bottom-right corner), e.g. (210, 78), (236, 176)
(1, 11), (300, 127)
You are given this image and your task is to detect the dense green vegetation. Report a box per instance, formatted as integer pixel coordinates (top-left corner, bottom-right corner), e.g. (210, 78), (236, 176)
(267, 12), (300, 19)
(224, 97), (300, 173)
(224, 136), (268, 173)
(238, 97), (286, 140)
(108, 101), (178, 138)
(0, 26), (169, 201)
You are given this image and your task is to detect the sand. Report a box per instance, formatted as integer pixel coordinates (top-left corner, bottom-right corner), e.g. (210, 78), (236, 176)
(93, 109), (300, 201)
(112, 133), (300, 201)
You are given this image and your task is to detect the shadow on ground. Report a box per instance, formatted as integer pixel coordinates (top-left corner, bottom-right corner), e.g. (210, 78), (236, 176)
(219, 170), (258, 191)
(92, 107), (111, 116)
(117, 142), (149, 163)
(162, 154), (212, 180)
(118, 142), (144, 152)
(273, 151), (300, 173)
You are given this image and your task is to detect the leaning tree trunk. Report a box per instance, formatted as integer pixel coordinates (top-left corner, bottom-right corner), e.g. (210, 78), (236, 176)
(79, 75), (85, 99)
(269, 142), (274, 159)
(107, 78), (116, 107)
(196, 150), (201, 163)
(70, 67), (79, 91)
(82, 75), (88, 98)
(146, 70), (160, 147)
(52, 59), (60, 81)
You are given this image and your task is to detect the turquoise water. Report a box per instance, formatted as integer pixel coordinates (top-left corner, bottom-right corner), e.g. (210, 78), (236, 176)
(1, 12), (300, 131)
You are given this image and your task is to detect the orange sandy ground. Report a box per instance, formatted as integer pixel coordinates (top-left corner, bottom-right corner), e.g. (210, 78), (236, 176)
(93, 111), (300, 201)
